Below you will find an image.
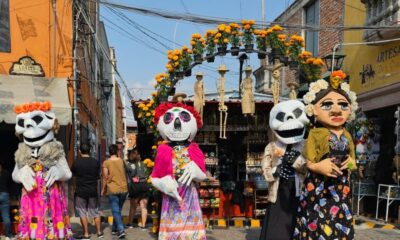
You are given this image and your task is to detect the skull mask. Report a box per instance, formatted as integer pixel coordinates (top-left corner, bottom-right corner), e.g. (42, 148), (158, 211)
(157, 107), (198, 142)
(269, 100), (309, 144)
(15, 110), (56, 148)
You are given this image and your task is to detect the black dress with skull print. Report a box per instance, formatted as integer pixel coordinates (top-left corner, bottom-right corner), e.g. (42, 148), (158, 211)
(293, 131), (354, 240)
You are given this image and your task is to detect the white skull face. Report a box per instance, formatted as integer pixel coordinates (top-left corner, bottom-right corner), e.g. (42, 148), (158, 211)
(15, 110), (56, 147)
(269, 100), (309, 144)
(157, 107), (197, 142)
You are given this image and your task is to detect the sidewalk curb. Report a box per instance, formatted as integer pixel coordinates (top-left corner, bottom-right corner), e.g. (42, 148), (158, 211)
(354, 218), (399, 230)
(89, 216), (399, 230)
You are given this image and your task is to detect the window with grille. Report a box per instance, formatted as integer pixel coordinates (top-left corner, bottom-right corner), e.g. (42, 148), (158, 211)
(0, 0), (10, 52)
(304, 0), (320, 57)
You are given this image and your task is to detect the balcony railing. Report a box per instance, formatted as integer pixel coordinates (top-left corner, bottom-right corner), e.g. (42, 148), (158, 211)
(362, 0), (400, 42)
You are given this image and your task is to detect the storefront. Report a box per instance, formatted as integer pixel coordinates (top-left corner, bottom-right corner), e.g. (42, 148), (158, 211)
(344, 39), (400, 222)
(134, 90), (276, 220)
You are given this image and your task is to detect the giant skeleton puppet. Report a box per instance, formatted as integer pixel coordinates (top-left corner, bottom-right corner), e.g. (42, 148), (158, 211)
(151, 102), (207, 240)
(12, 102), (72, 239)
(259, 100), (309, 240)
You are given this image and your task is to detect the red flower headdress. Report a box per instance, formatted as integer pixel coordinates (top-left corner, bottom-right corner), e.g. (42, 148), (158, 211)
(154, 102), (203, 129)
(14, 101), (52, 114)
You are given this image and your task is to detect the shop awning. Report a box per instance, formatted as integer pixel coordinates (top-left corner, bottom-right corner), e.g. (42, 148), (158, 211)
(0, 75), (72, 125)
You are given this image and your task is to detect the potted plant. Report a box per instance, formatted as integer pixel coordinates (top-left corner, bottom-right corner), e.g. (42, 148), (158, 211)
(299, 54), (324, 82)
(241, 19), (255, 53)
(229, 23), (241, 56)
(204, 29), (217, 62)
(266, 25), (286, 60)
(180, 46), (192, 77)
(215, 24), (231, 56)
(191, 33), (205, 64)
(287, 34), (304, 68)
(254, 29), (268, 59)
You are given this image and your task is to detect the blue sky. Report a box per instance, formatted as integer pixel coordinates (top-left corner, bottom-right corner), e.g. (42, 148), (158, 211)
(100, 0), (295, 123)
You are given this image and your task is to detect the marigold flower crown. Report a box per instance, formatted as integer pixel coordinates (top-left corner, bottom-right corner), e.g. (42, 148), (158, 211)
(302, 71), (358, 121)
(14, 101), (52, 114)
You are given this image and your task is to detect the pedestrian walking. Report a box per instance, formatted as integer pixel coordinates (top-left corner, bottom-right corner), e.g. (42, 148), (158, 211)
(72, 143), (103, 239)
(126, 147), (150, 230)
(0, 162), (13, 240)
(101, 144), (128, 239)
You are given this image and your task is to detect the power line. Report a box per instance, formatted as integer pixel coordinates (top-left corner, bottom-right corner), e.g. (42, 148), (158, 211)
(106, 7), (172, 50)
(96, 0), (400, 31)
(105, 7), (184, 48)
(101, 14), (166, 55)
(75, 2), (133, 100)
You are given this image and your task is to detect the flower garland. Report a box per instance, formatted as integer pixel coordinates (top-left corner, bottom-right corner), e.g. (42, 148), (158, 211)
(302, 71), (358, 121)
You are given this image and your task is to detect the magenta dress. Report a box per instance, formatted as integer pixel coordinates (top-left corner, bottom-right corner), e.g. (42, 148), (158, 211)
(153, 143), (206, 240)
(17, 162), (73, 240)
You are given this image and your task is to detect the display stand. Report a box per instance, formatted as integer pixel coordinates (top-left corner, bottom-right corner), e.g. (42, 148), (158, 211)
(199, 180), (221, 220)
(375, 184), (400, 222)
(351, 180), (377, 215)
(254, 188), (268, 218)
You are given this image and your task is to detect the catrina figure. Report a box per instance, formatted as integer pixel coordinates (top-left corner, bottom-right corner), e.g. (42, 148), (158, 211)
(259, 100), (309, 240)
(151, 103), (207, 240)
(12, 102), (73, 239)
(293, 71), (358, 240)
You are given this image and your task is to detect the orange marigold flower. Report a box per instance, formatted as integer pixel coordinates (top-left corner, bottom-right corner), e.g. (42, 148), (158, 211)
(244, 24), (251, 30)
(241, 19), (247, 25)
(14, 105), (23, 114)
(249, 19), (255, 25)
(41, 102), (52, 112)
(272, 25), (283, 31)
(278, 34), (286, 41)
(182, 45), (188, 51)
(331, 70), (346, 80)
(218, 24), (226, 31)
(313, 58), (324, 66)
(306, 58), (315, 64)
(190, 41), (196, 46)
(223, 38), (229, 43)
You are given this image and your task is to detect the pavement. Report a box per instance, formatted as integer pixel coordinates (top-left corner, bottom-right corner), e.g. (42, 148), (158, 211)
(71, 223), (400, 240)
(69, 198), (400, 240)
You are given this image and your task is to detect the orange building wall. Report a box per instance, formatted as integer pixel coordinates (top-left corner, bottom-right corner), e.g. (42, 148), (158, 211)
(0, 0), (73, 77)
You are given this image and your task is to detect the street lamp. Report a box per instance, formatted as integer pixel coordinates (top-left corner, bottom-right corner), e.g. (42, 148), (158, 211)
(99, 82), (113, 101)
(238, 53), (248, 98)
(323, 52), (346, 71)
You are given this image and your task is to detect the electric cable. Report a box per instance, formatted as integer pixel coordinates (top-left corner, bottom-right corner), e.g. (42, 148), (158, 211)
(95, 0), (400, 31)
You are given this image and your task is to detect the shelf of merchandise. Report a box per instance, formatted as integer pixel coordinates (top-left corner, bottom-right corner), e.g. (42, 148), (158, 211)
(351, 180), (377, 216)
(199, 181), (221, 219)
(254, 188), (268, 218)
(375, 184), (400, 222)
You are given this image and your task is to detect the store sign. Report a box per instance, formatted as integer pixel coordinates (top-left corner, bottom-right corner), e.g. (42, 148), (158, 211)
(359, 64), (375, 85)
(9, 56), (44, 76)
(376, 44), (400, 63)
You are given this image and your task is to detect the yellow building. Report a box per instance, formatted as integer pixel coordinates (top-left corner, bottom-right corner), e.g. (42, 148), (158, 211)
(343, 1), (400, 111)
(343, 0), (400, 220)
